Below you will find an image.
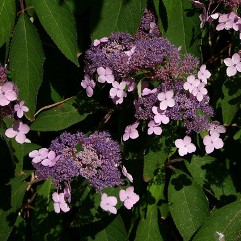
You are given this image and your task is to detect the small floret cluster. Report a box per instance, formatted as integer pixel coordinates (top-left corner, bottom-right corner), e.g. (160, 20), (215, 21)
(0, 64), (30, 144)
(30, 131), (139, 213)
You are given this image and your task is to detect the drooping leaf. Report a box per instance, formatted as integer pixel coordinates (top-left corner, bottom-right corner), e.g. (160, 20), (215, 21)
(168, 170), (209, 241)
(134, 206), (164, 241)
(0, 175), (28, 241)
(156, 0), (200, 56)
(90, 0), (147, 40)
(10, 13), (45, 120)
(0, 0), (15, 48)
(193, 201), (241, 241)
(30, 97), (91, 131)
(88, 215), (128, 241)
(32, 0), (79, 66)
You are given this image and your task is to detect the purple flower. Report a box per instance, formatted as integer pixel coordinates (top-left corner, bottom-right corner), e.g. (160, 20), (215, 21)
(157, 90), (175, 110)
(147, 120), (162, 135)
(52, 192), (70, 213)
(5, 120), (30, 144)
(203, 132), (224, 154)
(119, 186), (139, 210)
(122, 165), (133, 183)
(175, 136), (196, 156)
(123, 122), (139, 141)
(197, 64), (211, 84)
(81, 74), (96, 97)
(100, 193), (117, 214)
(41, 151), (60, 167)
(0, 81), (17, 106)
(224, 53), (241, 77)
(14, 101), (29, 118)
(29, 148), (49, 163)
(97, 67), (115, 83)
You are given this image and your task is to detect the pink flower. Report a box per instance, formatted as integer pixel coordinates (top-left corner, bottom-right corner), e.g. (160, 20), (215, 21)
(203, 132), (224, 154)
(183, 75), (200, 93)
(208, 121), (226, 136)
(224, 53), (241, 77)
(29, 148), (49, 163)
(141, 88), (157, 96)
(5, 120), (30, 144)
(97, 67), (114, 83)
(41, 151), (60, 167)
(119, 186), (139, 210)
(123, 77), (136, 92)
(152, 106), (169, 124)
(100, 193), (117, 214)
(175, 136), (196, 156)
(52, 192), (70, 213)
(192, 82), (208, 102)
(14, 101), (29, 118)
(125, 46), (136, 59)
(123, 122), (139, 141)
(0, 81), (17, 106)
(157, 90), (175, 110)
(81, 74), (96, 97)
(197, 64), (211, 84)
(122, 165), (133, 183)
(147, 120), (162, 135)
(93, 37), (108, 46)
(109, 81), (127, 104)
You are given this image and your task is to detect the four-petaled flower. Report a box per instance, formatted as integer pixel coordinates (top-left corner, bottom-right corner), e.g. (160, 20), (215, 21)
(109, 81), (127, 104)
(123, 122), (139, 141)
(224, 53), (241, 77)
(14, 101), (29, 118)
(175, 136), (196, 156)
(29, 148), (49, 163)
(147, 120), (162, 135)
(52, 192), (70, 213)
(100, 193), (117, 214)
(203, 132), (224, 154)
(183, 75), (200, 93)
(157, 90), (175, 110)
(152, 106), (170, 124)
(0, 81), (17, 106)
(142, 88), (157, 96)
(192, 82), (208, 102)
(119, 186), (139, 210)
(208, 121), (226, 136)
(5, 120), (30, 144)
(81, 74), (96, 97)
(197, 64), (211, 84)
(97, 67), (115, 83)
(41, 150), (60, 167)
(93, 37), (108, 46)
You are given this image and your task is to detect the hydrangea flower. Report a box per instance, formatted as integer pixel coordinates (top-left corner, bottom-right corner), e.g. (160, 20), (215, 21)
(41, 151), (60, 167)
(0, 81), (17, 106)
(5, 120), (30, 144)
(192, 82), (208, 102)
(197, 64), (211, 84)
(100, 193), (117, 214)
(208, 121), (226, 136)
(14, 101), (29, 118)
(52, 192), (70, 213)
(97, 67), (115, 83)
(93, 37), (108, 46)
(119, 186), (139, 209)
(203, 132), (224, 154)
(152, 106), (170, 124)
(147, 120), (162, 135)
(224, 53), (241, 77)
(109, 81), (127, 104)
(142, 88), (157, 96)
(29, 148), (49, 163)
(122, 166), (133, 183)
(183, 75), (200, 93)
(175, 136), (196, 156)
(123, 122), (139, 141)
(157, 90), (175, 110)
(81, 74), (96, 97)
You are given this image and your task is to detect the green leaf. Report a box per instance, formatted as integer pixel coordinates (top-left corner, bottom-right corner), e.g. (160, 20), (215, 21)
(32, 0), (79, 66)
(10, 13), (45, 120)
(30, 97), (91, 131)
(157, 0), (200, 56)
(193, 201), (241, 241)
(168, 170), (209, 241)
(88, 215), (128, 241)
(0, 0), (15, 48)
(135, 206), (164, 241)
(90, 0), (147, 39)
(0, 175), (28, 241)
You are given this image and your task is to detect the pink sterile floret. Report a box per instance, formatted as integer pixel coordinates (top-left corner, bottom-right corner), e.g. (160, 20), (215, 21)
(100, 193), (117, 214)
(147, 120), (162, 135)
(208, 121), (226, 136)
(5, 120), (30, 144)
(224, 53), (241, 77)
(123, 122), (139, 141)
(183, 75), (200, 93)
(175, 136), (196, 156)
(109, 81), (127, 104)
(97, 67), (115, 84)
(52, 192), (70, 213)
(93, 37), (108, 47)
(14, 101), (29, 118)
(122, 165), (133, 183)
(152, 106), (170, 125)
(41, 150), (60, 167)
(119, 186), (139, 210)
(29, 148), (49, 163)
(197, 64), (211, 84)
(81, 74), (96, 97)
(203, 132), (224, 154)
(0, 81), (17, 106)
(157, 90), (175, 110)
(192, 82), (208, 102)
(141, 88), (157, 96)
